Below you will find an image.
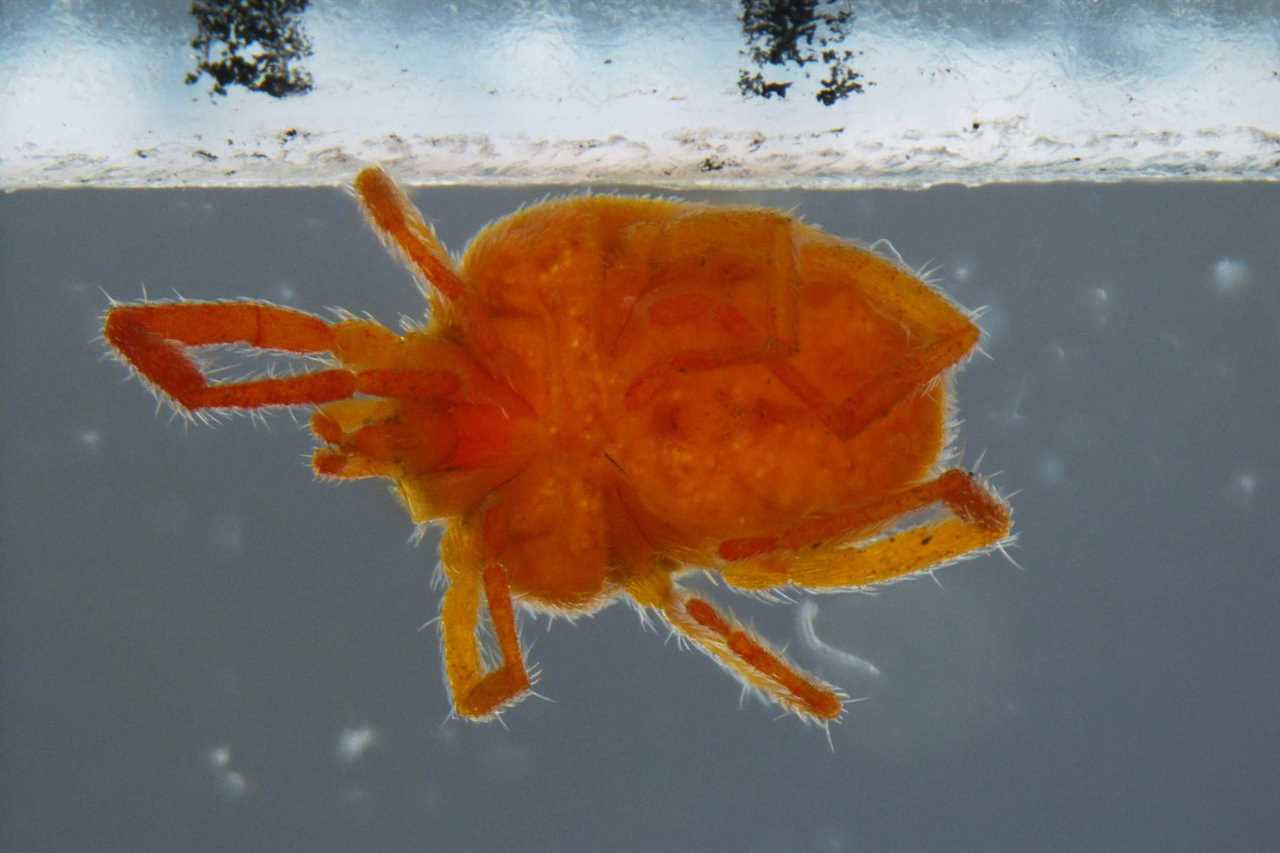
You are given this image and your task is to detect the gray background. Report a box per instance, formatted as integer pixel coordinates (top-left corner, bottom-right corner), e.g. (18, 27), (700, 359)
(2, 182), (1277, 852)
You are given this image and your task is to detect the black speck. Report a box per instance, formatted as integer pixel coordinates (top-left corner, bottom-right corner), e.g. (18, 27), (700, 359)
(737, 0), (868, 106)
(194, 149), (218, 162)
(186, 0), (315, 99)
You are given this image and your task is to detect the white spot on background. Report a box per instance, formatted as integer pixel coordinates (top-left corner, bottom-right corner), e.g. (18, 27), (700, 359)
(220, 771), (249, 799)
(207, 745), (230, 768)
(205, 744), (251, 800)
(1083, 285), (1114, 331)
(1223, 469), (1261, 510)
(336, 724), (380, 763)
(1211, 257), (1252, 296)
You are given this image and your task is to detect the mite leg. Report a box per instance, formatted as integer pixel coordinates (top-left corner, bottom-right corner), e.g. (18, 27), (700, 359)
(800, 237), (984, 438)
(692, 280), (979, 441)
(627, 574), (844, 721)
(633, 235), (984, 439)
(618, 211), (803, 408)
(310, 400), (402, 479)
(438, 530), (531, 720)
(718, 470), (1012, 591)
(827, 317), (978, 440)
(311, 393), (468, 481)
(104, 302), (356, 410)
(353, 166), (465, 304)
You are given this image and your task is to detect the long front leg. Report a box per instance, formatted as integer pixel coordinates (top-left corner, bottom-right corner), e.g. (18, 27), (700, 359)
(105, 300), (471, 417)
(438, 530), (531, 720)
(354, 166), (465, 304)
(104, 302), (358, 410)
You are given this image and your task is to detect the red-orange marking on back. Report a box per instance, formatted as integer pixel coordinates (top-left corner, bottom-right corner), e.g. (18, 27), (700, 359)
(650, 293), (714, 326)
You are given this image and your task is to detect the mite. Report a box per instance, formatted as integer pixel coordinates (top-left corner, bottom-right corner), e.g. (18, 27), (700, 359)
(104, 167), (1012, 724)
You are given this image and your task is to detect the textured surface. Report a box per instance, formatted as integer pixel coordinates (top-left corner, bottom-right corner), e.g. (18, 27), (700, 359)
(3, 0), (1278, 189)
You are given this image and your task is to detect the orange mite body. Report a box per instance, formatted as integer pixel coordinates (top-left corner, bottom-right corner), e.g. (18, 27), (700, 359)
(104, 168), (1011, 723)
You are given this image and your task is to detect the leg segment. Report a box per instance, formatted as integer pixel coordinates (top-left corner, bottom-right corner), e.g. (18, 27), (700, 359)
(662, 294), (977, 441)
(798, 236), (985, 438)
(719, 469), (1012, 591)
(829, 323), (978, 439)
(438, 530), (531, 720)
(105, 301), (463, 417)
(311, 400), (415, 479)
(353, 166), (465, 303)
(619, 211), (802, 409)
(628, 574), (844, 721)
(626, 224), (983, 441)
(105, 302), (356, 410)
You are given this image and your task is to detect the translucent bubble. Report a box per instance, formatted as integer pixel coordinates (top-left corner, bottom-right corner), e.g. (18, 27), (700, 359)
(205, 744), (251, 800)
(1081, 285), (1115, 332)
(219, 770), (249, 800)
(1211, 257), (1252, 296)
(336, 724), (380, 763)
(1223, 469), (1261, 510)
(206, 745), (230, 769)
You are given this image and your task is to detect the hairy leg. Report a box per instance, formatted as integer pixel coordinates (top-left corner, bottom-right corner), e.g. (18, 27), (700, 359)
(104, 302), (356, 410)
(354, 166), (465, 304)
(438, 529), (531, 720)
(718, 470), (1012, 590)
(627, 573), (843, 721)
